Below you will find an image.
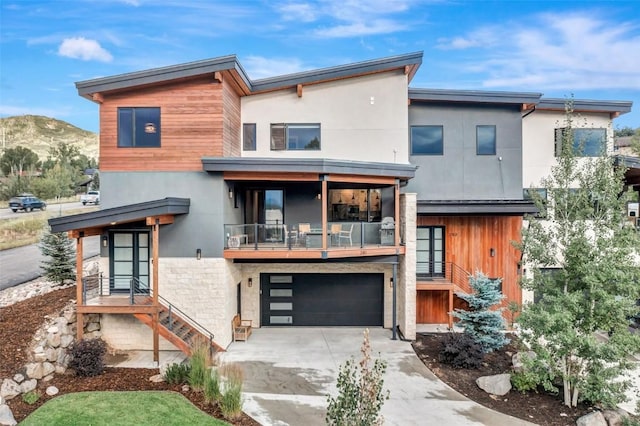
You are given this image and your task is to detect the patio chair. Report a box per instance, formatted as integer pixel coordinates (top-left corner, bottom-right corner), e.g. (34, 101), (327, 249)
(297, 223), (311, 246)
(337, 223), (353, 246)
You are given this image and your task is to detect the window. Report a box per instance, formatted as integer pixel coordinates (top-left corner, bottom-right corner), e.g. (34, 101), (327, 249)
(270, 124), (320, 150)
(410, 126), (443, 155)
(523, 188), (548, 219)
(243, 123), (256, 151)
(555, 128), (606, 157)
(476, 125), (496, 155)
(118, 107), (161, 147)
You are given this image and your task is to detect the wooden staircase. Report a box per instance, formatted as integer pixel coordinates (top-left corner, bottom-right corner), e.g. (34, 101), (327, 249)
(134, 303), (224, 356)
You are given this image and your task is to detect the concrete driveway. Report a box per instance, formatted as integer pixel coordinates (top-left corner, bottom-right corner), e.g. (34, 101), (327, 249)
(221, 328), (534, 426)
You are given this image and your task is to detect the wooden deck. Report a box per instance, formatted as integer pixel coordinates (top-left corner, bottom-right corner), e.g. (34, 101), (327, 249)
(224, 242), (404, 259)
(78, 295), (157, 314)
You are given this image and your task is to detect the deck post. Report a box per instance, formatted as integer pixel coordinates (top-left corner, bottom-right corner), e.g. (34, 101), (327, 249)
(75, 233), (84, 340)
(152, 218), (160, 364)
(394, 179), (400, 246)
(321, 177), (327, 250)
(448, 288), (454, 330)
(392, 261), (397, 340)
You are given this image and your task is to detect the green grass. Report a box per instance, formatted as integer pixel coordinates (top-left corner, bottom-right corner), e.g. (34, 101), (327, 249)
(21, 391), (231, 426)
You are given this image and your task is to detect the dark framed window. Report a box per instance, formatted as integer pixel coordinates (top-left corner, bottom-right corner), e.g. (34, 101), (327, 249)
(555, 128), (606, 157)
(476, 125), (496, 155)
(243, 123), (256, 151)
(118, 107), (161, 148)
(523, 188), (548, 219)
(410, 126), (443, 155)
(270, 123), (320, 151)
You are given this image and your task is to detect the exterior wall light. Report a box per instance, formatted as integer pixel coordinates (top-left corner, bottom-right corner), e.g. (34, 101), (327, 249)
(248, 278), (253, 287)
(490, 248), (496, 257)
(196, 248), (202, 260)
(102, 235), (108, 247)
(389, 277), (394, 288)
(228, 188), (234, 199)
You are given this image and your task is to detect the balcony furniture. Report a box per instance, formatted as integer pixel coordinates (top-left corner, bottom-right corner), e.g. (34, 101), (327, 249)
(330, 223), (342, 245)
(337, 223), (354, 246)
(297, 223), (311, 246)
(380, 217), (395, 245)
(232, 314), (252, 342)
(306, 229), (326, 248)
(227, 233), (248, 248)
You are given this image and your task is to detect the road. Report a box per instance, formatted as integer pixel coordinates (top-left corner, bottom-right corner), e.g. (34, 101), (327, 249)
(0, 201), (101, 291)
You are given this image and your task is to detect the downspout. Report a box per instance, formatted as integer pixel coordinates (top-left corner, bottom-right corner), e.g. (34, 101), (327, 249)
(521, 105), (536, 119)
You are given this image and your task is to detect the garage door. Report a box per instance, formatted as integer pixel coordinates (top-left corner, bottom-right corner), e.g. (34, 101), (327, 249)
(261, 273), (383, 326)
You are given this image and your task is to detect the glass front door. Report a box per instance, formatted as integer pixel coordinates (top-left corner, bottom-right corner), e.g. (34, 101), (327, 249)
(416, 226), (445, 278)
(110, 231), (150, 293)
(245, 189), (285, 242)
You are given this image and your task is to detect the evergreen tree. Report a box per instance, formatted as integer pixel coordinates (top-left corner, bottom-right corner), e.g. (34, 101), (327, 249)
(518, 101), (640, 408)
(453, 272), (508, 353)
(40, 228), (75, 286)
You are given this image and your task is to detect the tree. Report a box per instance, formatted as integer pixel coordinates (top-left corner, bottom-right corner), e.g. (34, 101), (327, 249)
(0, 146), (40, 176)
(452, 272), (508, 353)
(518, 101), (640, 409)
(631, 128), (640, 157)
(40, 228), (75, 286)
(614, 126), (636, 137)
(326, 329), (389, 426)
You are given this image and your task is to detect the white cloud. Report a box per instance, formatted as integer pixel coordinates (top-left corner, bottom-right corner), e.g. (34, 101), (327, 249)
(440, 12), (640, 90)
(58, 37), (113, 62)
(243, 56), (308, 79)
(314, 19), (406, 38)
(277, 3), (318, 22)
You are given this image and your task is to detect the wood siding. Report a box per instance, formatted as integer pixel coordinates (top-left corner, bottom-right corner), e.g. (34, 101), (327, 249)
(99, 76), (229, 171)
(222, 77), (241, 157)
(416, 215), (523, 323)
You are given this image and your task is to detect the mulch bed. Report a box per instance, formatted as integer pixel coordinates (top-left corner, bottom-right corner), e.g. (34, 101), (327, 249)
(412, 333), (596, 426)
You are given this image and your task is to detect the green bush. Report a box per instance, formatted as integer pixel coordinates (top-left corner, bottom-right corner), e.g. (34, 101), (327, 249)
(68, 338), (107, 377)
(203, 368), (221, 404)
(164, 362), (191, 385)
(438, 332), (485, 369)
(218, 363), (244, 420)
(22, 390), (40, 405)
(511, 370), (539, 393)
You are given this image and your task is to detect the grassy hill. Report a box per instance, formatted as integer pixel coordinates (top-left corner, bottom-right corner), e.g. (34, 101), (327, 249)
(0, 115), (98, 161)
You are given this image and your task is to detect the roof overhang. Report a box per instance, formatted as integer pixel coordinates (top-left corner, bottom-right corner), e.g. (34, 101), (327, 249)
(408, 88), (542, 110)
(537, 98), (632, 118)
(49, 197), (190, 234)
(417, 200), (538, 215)
(615, 155), (640, 187)
(202, 158), (417, 181)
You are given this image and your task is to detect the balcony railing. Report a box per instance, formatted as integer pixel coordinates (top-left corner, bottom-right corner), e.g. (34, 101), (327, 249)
(224, 221), (396, 250)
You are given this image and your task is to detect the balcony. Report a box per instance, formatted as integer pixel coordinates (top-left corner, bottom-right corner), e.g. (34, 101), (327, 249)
(223, 220), (402, 259)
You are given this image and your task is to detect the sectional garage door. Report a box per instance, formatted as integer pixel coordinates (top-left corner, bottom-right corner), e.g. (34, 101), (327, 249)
(261, 273), (383, 326)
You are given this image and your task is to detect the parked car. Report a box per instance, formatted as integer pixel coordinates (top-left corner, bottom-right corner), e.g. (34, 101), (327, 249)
(9, 194), (47, 212)
(80, 190), (100, 205)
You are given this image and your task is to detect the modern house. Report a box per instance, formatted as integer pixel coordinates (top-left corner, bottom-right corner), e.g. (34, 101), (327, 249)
(49, 52), (632, 361)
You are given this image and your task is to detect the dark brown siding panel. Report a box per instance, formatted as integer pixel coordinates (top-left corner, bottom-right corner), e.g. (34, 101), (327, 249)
(99, 76), (225, 171)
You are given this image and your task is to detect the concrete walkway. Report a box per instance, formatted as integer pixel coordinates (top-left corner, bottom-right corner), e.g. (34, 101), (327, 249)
(220, 328), (535, 426)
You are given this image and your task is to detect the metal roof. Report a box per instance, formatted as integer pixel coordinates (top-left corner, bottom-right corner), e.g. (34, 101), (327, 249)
(417, 199), (538, 215)
(537, 98), (633, 114)
(49, 197), (190, 233)
(408, 88), (542, 105)
(202, 158), (417, 180)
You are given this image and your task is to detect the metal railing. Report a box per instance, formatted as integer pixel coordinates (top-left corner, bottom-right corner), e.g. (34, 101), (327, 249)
(223, 221), (396, 250)
(417, 261), (473, 294)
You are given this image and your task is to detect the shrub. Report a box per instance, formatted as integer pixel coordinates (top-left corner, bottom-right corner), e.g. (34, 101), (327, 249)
(164, 362), (191, 385)
(68, 338), (107, 377)
(218, 363), (244, 420)
(438, 332), (485, 369)
(511, 371), (539, 393)
(203, 368), (221, 404)
(22, 390), (40, 405)
(326, 329), (389, 426)
(188, 336), (212, 391)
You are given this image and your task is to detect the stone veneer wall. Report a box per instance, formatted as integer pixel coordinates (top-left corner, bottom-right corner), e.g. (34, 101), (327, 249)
(238, 263), (393, 328)
(399, 193), (417, 339)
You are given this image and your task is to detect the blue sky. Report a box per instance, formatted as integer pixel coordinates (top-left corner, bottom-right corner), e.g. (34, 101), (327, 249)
(1, 0), (639, 133)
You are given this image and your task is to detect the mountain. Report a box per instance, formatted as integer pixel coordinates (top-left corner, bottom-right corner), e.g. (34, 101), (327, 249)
(0, 115), (98, 161)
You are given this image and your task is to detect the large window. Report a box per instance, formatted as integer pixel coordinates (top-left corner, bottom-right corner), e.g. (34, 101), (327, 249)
(243, 123), (256, 151)
(118, 107), (161, 148)
(270, 123), (320, 150)
(410, 126), (443, 155)
(555, 128), (606, 157)
(476, 125), (496, 155)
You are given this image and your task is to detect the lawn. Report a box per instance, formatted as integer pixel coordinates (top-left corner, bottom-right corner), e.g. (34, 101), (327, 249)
(20, 391), (231, 426)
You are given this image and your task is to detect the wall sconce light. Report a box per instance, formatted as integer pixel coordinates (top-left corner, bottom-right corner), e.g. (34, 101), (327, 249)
(102, 235), (108, 247)
(490, 248), (496, 257)
(389, 277), (394, 288)
(248, 278), (253, 287)
(196, 248), (202, 260)
(317, 193), (321, 200)
(228, 188), (234, 199)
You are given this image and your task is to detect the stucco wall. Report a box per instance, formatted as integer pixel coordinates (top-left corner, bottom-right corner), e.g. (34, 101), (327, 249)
(241, 72), (409, 163)
(399, 193), (417, 339)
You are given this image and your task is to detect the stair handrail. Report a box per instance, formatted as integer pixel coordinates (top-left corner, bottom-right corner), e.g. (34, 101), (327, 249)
(446, 262), (473, 294)
(157, 294), (216, 352)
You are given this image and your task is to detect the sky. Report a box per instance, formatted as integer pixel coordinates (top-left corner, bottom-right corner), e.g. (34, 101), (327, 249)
(1, 0), (640, 133)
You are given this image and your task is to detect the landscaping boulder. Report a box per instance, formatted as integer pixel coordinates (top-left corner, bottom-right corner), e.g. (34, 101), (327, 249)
(476, 373), (512, 396)
(46, 386), (59, 396)
(20, 379), (36, 394)
(0, 380), (20, 401)
(602, 409), (628, 426)
(512, 351), (536, 373)
(576, 411), (607, 426)
(0, 403), (17, 426)
(149, 374), (164, 383)
(11, 375), (23, 385)
(25, 363), (43, 380)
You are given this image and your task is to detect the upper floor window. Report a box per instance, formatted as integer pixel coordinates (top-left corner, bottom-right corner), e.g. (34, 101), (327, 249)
(270, 123), (320, 151)
(555, 128), (606, 157)
(476, 125), (496, 155)
(410, 126), (443, 155)
(118, 107), (161, 148)
(243, 123), (256, 151)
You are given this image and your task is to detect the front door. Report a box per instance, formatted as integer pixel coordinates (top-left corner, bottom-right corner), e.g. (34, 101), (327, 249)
(416, 226), (445, 278)
(110, 231), (150, 293)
